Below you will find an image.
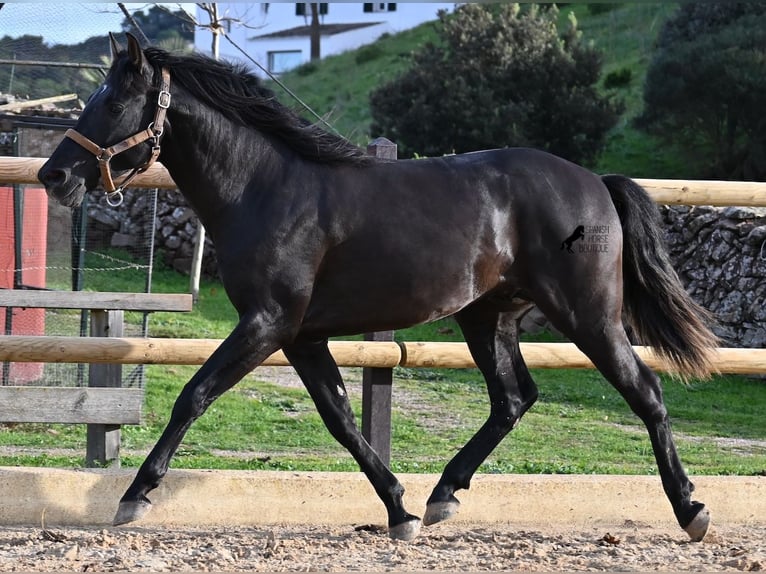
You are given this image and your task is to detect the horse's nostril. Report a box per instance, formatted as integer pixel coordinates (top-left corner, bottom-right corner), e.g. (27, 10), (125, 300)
(40, 167), (68, 187)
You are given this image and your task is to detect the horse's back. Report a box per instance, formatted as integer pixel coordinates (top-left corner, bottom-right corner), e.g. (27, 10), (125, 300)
(398, 147), (623, 275)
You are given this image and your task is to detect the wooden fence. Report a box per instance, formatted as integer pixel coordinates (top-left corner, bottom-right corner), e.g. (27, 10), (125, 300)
(2, 155), (766, 466)
(2, 336), (766, 373)
(0, 290), (192, 467)
(4, 156), (766, 206)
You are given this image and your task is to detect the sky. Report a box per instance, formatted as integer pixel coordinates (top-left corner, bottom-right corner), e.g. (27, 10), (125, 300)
(0, 3), (195, 46)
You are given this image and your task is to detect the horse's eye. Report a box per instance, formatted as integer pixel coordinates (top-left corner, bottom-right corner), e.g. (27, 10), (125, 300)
(109, 103), (125, 115)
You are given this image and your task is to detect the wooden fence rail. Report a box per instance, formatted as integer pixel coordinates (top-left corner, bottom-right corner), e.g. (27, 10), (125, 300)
(3, 156), (766, 206)
(2, 336), (765, 374)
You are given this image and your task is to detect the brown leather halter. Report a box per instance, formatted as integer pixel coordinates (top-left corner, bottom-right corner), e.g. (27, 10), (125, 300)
(64, 67), (171, 207)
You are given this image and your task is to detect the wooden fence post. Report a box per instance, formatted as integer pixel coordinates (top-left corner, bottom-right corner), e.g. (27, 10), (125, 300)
(86, 309), (124, 467)
(362, 137), (397, 467)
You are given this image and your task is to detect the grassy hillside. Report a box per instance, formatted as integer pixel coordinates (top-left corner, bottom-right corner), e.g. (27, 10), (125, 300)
(271, 3), (693, 178)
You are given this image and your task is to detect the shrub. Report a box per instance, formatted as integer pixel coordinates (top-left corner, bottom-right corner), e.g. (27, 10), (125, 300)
(638, 3), (766, 179)
(369, 4), (623, 165)
(587, 4), (618, 16)
(294, 61), (318, 77)
(355, 44), (384, 65)
(603, 67), (632, 90)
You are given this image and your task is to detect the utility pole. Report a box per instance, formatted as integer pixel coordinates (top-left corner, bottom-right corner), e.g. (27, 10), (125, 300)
(309, 3), (320, 61)
(188, 3), (223, 303)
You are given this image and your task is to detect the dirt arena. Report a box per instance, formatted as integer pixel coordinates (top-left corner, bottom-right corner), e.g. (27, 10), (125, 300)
(0, 521), (764, 572)
(0, 466), (763, 572)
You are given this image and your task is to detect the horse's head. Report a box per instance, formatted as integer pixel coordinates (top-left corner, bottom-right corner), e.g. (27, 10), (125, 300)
(38, 33), (168, 207)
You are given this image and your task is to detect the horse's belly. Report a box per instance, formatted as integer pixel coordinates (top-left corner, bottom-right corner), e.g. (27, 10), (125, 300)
(299, 261), (511, 338)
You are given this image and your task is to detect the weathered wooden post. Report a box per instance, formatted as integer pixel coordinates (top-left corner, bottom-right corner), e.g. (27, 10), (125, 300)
(86, 309), (124, 467)
(362, 137), (397, 467)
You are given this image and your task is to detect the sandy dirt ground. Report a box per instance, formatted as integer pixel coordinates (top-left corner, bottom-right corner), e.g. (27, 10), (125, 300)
(2, 369), (763, 571)
(0, 520), (764, 572)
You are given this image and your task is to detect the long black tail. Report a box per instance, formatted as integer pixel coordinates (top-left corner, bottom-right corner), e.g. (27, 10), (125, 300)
(602, 174), (718, 379)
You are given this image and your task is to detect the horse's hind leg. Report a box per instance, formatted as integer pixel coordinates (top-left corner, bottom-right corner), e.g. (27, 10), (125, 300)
(539, 296), (710, 541)
(580, 327), (709, 540)
(282, 339), (421, 541)
(424, 301), (538, 526)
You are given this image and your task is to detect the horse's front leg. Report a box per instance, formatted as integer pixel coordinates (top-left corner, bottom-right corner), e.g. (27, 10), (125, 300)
(282, 339), (422, 541)
(114, 312), (287, 525)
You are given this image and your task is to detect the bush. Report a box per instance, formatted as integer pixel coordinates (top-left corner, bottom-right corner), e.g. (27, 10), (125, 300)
(355, 44), (384, 65)
(587, 4), (618, 15)
(603, 67), (632, 89)
(638, 3), (766, 179)
(294, 61), (318, 77)
(369, 4), (623, 165)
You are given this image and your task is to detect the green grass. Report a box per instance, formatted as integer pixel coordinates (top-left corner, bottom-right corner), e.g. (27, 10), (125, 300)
(74, 249), (240, 340)
(2, 361), (763, 476)
(1, 282), (764, 476)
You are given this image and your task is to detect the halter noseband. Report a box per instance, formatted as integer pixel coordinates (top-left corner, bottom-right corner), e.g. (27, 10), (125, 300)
(64, 67), (171, 207)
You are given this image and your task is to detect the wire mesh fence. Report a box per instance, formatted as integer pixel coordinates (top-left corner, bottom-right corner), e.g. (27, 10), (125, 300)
(0, 116), (159, 389)
(0, 4), (178, 389)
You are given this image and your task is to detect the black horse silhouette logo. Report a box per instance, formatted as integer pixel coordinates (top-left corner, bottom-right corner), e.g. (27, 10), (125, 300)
(561, 225), (585, 253)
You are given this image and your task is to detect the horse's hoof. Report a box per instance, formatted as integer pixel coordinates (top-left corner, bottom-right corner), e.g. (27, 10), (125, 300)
(113, 498), (152, 526)
(388, 518), (422, 541)
(423, 499), (460, 526)
(683, 505), (711, 542)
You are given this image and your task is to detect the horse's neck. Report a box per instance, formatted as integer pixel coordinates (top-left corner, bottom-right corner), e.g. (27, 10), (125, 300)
(160, 107), (291, 230)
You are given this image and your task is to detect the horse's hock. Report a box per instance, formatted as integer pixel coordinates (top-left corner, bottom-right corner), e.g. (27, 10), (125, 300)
(99, 190), (766, 348)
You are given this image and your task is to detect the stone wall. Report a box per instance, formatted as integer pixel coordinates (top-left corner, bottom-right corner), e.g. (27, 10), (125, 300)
(660, 205), (766, 348)
(86, 188), (219, 278)
(91, 191), (766, 348)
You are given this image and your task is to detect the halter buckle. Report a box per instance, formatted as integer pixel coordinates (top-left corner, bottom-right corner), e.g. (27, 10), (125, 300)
(157, 90), (171, 109)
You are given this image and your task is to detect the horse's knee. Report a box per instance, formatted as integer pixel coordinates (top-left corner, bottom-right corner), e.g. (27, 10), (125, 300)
(523, 386), (539, 411)
(491, 397), (526, 433)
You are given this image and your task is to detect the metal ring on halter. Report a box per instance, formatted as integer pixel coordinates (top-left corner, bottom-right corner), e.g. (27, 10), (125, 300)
(148, 121), (163, 138)
(106, 189), (124, 207)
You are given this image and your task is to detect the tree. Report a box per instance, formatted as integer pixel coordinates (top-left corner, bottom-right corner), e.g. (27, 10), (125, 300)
(120, 5), (194, 46)
(369, 4), (622, 164)
(0, 34), (108, 100)
(638, 3), (766, 180)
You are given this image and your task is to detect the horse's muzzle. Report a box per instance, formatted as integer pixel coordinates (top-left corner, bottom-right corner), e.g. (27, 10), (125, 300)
(37, 163), (88, 207)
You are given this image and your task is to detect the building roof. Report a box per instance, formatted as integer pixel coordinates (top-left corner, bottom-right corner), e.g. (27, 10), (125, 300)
(252, 22), (382, 40)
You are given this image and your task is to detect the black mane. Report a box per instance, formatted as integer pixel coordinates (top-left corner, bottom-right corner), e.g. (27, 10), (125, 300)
(142, 47), (373, 165)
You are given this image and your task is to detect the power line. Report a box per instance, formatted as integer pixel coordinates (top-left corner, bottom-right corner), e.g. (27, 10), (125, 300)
(220, 28), (341, 136)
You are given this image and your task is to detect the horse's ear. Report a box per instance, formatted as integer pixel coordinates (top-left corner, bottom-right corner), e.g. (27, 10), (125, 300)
(108, 32), (122, 61)
(125, 32), (145, 70)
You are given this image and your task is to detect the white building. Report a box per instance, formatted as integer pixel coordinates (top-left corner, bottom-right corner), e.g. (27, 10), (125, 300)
(194, 3), (455, 76)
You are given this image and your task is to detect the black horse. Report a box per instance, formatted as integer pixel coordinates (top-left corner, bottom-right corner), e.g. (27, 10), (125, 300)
(38, 34), (717, 542)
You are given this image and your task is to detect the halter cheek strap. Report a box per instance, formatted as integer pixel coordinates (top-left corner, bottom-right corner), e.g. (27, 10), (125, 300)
(65, 67), (171, 207)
